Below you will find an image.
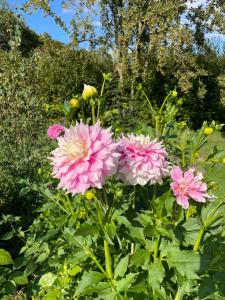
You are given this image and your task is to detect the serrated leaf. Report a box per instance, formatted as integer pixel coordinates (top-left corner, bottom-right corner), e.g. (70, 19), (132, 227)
(114, 254), (129, 279)
(75, 271), (105, 296)
(116, 273), (137, 292)
(130, 248), (150, 269)
(0, 249), (13, 265)
(148, 260), (165, 291)
(76, 223), (99, 236)
(167, 249), (200, 279)
(39, 272), (57, 287)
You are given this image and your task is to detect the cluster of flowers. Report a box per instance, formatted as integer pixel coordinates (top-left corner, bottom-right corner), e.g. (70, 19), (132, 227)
(48, 122), (210, 209)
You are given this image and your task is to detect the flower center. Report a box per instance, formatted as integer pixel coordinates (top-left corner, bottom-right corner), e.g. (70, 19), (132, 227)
(65, 140), (87, 160)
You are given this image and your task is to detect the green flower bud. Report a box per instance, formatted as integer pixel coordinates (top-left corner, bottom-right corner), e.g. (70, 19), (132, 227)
(172, 90), (178, 97)
(69, 98), (80, 108)
(82, 84), (98, 101)
(85, 190), (95, 201)
(204, 127), (214, 135)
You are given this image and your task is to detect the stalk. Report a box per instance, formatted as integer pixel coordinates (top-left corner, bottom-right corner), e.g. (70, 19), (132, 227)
(104, 239), (113, 279)
(97, 77), (106, 119)
(158, 93), (170, 115)
(153, 238), (159, 260)
(142, 90), (155, 115)
(155, 116), (161, 138)
(91, 101), (96, 124)
(193, 227), (205, 252)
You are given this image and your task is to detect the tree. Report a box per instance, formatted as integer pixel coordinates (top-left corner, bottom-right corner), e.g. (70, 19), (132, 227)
(0, 8), (42, 54)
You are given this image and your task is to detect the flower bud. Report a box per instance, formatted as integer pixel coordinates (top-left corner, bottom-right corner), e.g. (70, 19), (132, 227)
(82, 84), (98, 101)
(222, 157), (225, 165)
(69, 98), (80, 109)
(204, 127), (214, 135)
(172, 90), (178, 97)
(194, 152), (200, 158)
(103, 72), (112, 82)
(85, 190), (95, 201)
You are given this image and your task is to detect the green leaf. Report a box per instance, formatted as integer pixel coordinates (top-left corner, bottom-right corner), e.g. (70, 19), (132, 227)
(167, 248), (200, 279)
(76, 223), (99, 236)
(0, 249), (13, 265)
(130, 248), (150, 269)
(39, 272), (57, 288)
(75, 271), (105, 296)
(0, 230), (15, 241)
(44, 288), (60, 300)
(63, 100), (71, 113)
(36, 251), (49, 263)
(12, 271), (28, 285)
(4, 281), (16, 295)
(181, 217), (202, 246)
(24, 261), (37, 276)
(148, 260), (165, 291)
(69, 265), (82, 276)
(116, 273), (137, 292)
(114, 254), (129, 279)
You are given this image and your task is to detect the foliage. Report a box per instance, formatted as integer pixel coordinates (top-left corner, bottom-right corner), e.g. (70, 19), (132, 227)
(1, 84), (225, 299)
(0, 8), (42, 54)
(0, 26), (50, 216)
(22, 0), (225, 128)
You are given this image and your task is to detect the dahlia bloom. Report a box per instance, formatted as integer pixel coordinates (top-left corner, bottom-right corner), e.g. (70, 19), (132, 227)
(171, 166), (210, 209)
(47, 124), (65, 140)
(116, 134), (168, 185)
(49, 121), (120, 194)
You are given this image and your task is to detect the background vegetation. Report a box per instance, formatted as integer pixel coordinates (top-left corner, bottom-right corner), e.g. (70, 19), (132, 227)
(0, 1), (225, 298)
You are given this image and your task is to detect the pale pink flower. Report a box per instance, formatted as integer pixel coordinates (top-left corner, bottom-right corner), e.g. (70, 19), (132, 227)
(48, 124), (65, 140)
(171, 166), (210, 209)
(49, 121), (120, 194)
(116, 134), (168, 185)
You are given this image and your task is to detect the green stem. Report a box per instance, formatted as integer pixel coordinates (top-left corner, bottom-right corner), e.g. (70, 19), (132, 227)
(97, 78), (106, 120)
(158, 93), (170, 115)
(132, 186), (136, 209)
(74, 237), (108, 278)
(193, 227), (205, 251)
(155, 116), (161, 138)
(104, 239), (113, 279)
(95, 200), (104, 230)
(153, 238), (159, 260)
(175, 287), (183, 300)
(66, 195), (75, 215)
(152, 184), (157, 201)
(81, 101), (85, 123)
(91, 101), (96, 124)
(142, 90), (155, 115)
(181, 148), (186, 168)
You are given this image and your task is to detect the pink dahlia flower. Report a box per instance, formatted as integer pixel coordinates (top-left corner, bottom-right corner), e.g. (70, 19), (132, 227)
(117, 134), (168, 185)
(171, 166), (210, 209)
(48, 124), (65, 140)
(49, 121), (120, 194)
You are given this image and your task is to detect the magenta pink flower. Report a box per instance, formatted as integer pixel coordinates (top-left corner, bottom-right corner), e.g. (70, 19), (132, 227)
(171, 166), (210, 209)
(49, 121), (120, 194)
(116, 134), (168, 185)
(48, 124), (65, 140)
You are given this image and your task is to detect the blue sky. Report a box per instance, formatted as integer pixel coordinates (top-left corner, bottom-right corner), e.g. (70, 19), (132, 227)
(7, 0), (225, 49)
(8, 0), (71, 43)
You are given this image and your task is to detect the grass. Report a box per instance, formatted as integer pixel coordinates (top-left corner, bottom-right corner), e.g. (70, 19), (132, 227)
(201, 132), (225, 198)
